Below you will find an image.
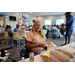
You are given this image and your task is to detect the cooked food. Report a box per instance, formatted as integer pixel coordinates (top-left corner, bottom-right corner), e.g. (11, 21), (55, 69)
(55, 49), (73, 59)
(41, 49), (73, 62)
(48, 42), (53, 46)
(50, 51), (69, 62)
(41, 55), (53, 62)
(49, 54), (61, 62)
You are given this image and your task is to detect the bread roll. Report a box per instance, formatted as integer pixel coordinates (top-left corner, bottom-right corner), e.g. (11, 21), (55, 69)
(50, 51), (69, 62)
(55, 49), (73, 59)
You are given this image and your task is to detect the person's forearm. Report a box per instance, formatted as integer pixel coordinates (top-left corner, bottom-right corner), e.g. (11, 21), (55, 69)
(66, 18), (68, 24)
(26, 40), (45, 48)
(26, 42), (39, 48)
(27, 43), (35, 48)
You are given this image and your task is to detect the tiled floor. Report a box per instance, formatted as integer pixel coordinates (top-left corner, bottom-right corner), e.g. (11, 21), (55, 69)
(0, 34), (75, 61)
(46, 35), (75, 47)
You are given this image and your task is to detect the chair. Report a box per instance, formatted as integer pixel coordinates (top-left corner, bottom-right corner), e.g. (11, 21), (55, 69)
(17, 30), (26, 46)
(3, 31), (12, 45)
(25, 31), (29, 38)
(18, 30), (26, 38)
(3, 31), (8, 38)
(51, 29), (58, 38)
(12, 32), (20, 49)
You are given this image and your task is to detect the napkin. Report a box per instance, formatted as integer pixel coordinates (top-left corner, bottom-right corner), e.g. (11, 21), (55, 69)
(44, 50), (50, 57)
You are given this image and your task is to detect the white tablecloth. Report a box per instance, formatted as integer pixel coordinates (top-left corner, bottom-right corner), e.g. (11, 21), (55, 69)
(56, 42), (75, 54)
(19, 42), (75, 62)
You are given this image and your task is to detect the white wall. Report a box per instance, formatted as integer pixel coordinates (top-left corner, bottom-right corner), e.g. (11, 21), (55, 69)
(5, 12), (36, 29)
(5, 12), (20, 28)
(36, 15), (66, 26)
(5, 12), (75, 29)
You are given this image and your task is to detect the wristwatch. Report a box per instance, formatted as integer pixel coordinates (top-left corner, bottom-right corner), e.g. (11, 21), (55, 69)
(35, 44), (36, 48)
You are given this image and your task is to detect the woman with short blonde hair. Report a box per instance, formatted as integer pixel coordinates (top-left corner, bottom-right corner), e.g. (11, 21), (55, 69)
(26, 20), (46, 55)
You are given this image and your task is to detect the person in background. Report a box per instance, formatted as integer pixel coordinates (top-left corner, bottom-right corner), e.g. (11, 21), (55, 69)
(56, 25), (59, 29)
(45, 25), (48, 30)
(45, 25), (49, 38)
(51, 25), (60, 38)
(51, 25), (57, 30)
(48, 25), (51, 33)
(61, 12), (74, 46)
(33, 20), (35, 24)
(6, 25), (13, 37)
(5, 25), (9, 31)
(60, 24), (65, 35)
(25, 25), (27, 28)
(26, 21), (46, 55)
(14, 24), (19, 32)
(42, 25), (47, 35)
(29, 25), (33, 31)
(42, 25), (46, 30)
(51, 25), (53, 29)
(42, 25), (48, 38)
(21, 24), (27, 31)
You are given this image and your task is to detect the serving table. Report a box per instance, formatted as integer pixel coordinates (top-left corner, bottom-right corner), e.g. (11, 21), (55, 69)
(19, 44), (57, 62)
(19, 42), (75, 62)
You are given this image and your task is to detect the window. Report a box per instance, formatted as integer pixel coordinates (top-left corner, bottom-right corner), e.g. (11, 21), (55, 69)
(52, 19), (56, 25)
(44, 19), (51, 25)
(56, 19), (64, 25)
(27, 17), (31, 27)
(44, 19), (64, 26)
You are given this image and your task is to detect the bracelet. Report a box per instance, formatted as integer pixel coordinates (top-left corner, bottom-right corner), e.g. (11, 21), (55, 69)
(35, 44), (36, 48)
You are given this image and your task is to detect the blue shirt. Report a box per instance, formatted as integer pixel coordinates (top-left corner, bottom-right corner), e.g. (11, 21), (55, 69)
(14, 28), (19, 32)
(66, 15), (74, 30)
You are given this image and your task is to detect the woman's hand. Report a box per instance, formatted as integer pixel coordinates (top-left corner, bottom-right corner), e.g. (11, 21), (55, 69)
(36, 44), (45, 48)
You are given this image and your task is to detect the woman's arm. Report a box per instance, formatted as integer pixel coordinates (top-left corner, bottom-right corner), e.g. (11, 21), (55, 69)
(26, 40), (45, 48)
